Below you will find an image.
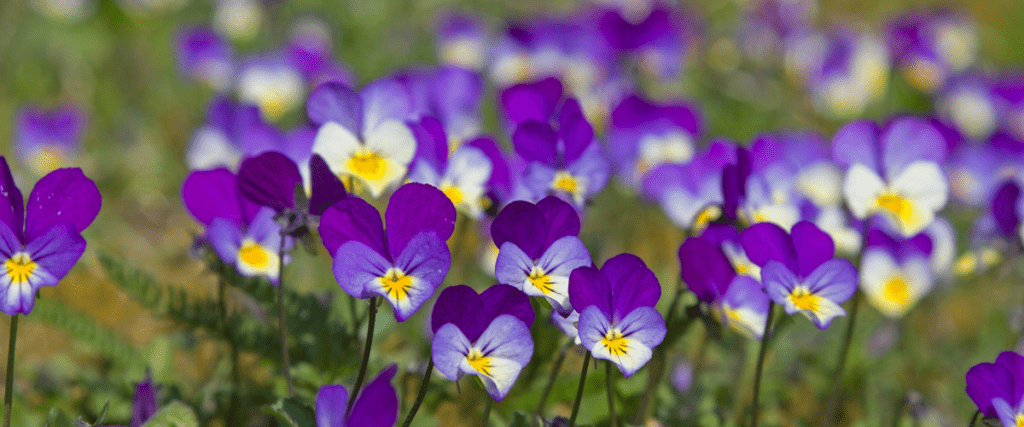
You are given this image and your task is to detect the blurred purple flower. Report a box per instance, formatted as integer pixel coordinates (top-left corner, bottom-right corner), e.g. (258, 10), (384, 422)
(288, 19), (355, 88)
(643, 140), (734, 231)
(236, 53), (306, 121)
(316, 365), (398, 427)
(406, 117), (493, 218)
(14, 106), (86, 175)
(436, 13), (490, 70)
(175, 27), (234, 91)
(936, 74), (999, 141)
(131, 372), (158, 427)
(185, 97), (288, 171)
(965, 351), (1024, 422)
(736, 0), (815, 66)
(787, 28), (890, 118)
(887, 8), (977, 93)
(858, 225), (934, 318)
(607, 94), (702, 188)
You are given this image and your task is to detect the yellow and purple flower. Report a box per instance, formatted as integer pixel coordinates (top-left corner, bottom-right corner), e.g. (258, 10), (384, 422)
(316, 365), (398, 427)
(859, 225), (936, 318)
(607, 94), (703, 189)
(643, 140), (734, 232)
(406, 117), (494, 218)
(14, 106), (86, 175)
(887, 8), (978, 93)
(175, 27), (234, 92)
(966, 351), (1024, 425)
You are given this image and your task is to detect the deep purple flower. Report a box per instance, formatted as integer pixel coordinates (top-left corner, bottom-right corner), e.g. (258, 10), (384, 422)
(287, 20), (355, 88)
(569, 253), (665, 377)
(492, 196), (591, 314)
(678, 231), (736, 304)
(406, 117), (494, 218)
(431, 284), (534, 401)
(887, 8), (977, 93)
(236, 151), (347, 220)
(994, 74), (1024, 142)
(833, 117), (949, 237)
(936, 74), (1000, 141)
(0, 157), (100, 315)
(316, 365), (398, 427)
(175, 27), (234, 91)
(319, 183), (455, 321)
(14, 106), (86, 175)
(185, 97), (287, 171)
(859, 226), (935, 318)
(130, 373), (158, 427)
(740, 221), (857, 329)
(966, 352), (1024, 422)
(598, 2), (696, 80)
(947, 134), (1023, 207)
(607, 94), (702, 188)
(991, 180), (1023, 242)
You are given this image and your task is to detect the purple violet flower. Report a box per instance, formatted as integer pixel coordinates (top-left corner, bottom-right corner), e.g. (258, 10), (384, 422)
(0, 157), (101, 315)
(740, 221), (858, 329)
(492, 196), (592, 314)
(643, 140), (735, 231)
(569, 253), (666, 377)
(14, 106), (86, 175)
(236, 53), (306, 121)
(435, 13), (490, 70)
(966, 352), (1024, 424)
(786, 27), (890, 118)
(185, 97), (289, 171)
(607, 94), (703, 189)
(175, 27), (234, 92)
(130, 372), (158, 427)
(859, 226), (935, 318)
(319, 183), (455, 321)
(406, 117), (493, 218)
(887, 8), (978, 93)
(937, 74), (1000, 141)
(431, 284), (535, 401)
(236, 152), (347, 220)
(316, 365), (398, 427)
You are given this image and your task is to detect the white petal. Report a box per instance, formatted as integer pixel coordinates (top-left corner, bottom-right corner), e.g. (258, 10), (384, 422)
(843, 164), (886, 219)
(312, 122), (362, 174)
(365, 120), (417, 166)
(187, 127), (241, 171)
(889, 160), (949, 217)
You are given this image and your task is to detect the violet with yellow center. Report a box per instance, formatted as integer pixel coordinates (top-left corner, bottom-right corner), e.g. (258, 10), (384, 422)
(405, 116), (495, 219)
(858, 226), (935, 319)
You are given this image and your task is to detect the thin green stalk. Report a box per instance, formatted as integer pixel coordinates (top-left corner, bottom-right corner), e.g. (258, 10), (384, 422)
(401, 358), (433, 427)
(276, 238), (293, 398)
(481, 398), (492, 427)
(348, 296), (379, 414)
(568, 351), (593, 427)
(218, 278), (239, 426)
(3, 315), (18, 427)
(968, 409), (980, 427)
(820, 291), (863, 425)
(750, 302), (776, 427)
(606, 361), (617, 427)
(531, 340), (571, 424)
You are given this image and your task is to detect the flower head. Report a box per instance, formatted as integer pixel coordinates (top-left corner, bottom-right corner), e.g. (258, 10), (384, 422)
(431, 284), (534, 401)
(406, 117), (493, 218)
(966, 352), (1024, 423)
(887, 8), (977, 93)
(316, 365), (398, 427)
(319, 183), (455, 321)
(185, 97), (287, 171)
(0, 157), (101, 315)
(643, 140), (734, 231)
(14, 106), (86, 175)
(607, 94), (702, 189)
(859, 226), (935, 318)
(236, 53), (306, 121)
(569, 253), (666, 377)
(175, 27), (234, 92)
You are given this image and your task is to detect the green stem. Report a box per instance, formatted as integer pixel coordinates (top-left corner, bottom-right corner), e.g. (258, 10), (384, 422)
(276, 239), (293, 398)
(606, 361), (617, 427)
(348, 296), (378, 414)
(3, 315), (18, 427)
(820, 291), (863, 426)
(481, 398), (492, 427)
(751, 302), (776, 427)
(531, 340), (571, 424)
(568, 351), (592, 427)
(968, 409), (980, 427)
(400, 358), (433, 427)
(218, 278), (239, 426)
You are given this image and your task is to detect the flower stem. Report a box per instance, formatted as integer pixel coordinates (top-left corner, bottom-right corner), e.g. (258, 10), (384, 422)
(568, 351), (592, 427)
(750, 302), (776, 427)
(531, 340), (571, 424)
(401, 358), (433, 427)
(820, 290), (863, 426)
(968, 409), (980, 426)
(348, 296), (378, 414)
(218, 278), (239, 426)
(276, 239), (293, 398)
(481, 398), (492, 427)
(3, 315), (18, 427)
(606, 361), (617, 427)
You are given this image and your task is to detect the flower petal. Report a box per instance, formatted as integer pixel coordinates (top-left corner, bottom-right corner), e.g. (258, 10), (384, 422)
(384, 183), (456, 259)
(480, 284), (535, 330)
(760, 261), (799, 307)
(207, 218), (243, 266)
(432, 285), (487, 340)
(0, 158), (24, 238)
(306, 82), (363, 135)
(831, 120), (880, 172)
(803, 258), (858, 305)
(535, 196), (580, 251)
(318, 197), (386, 257)
(315, 384), (348, 427)
(881, 118), (946, 181)
(719, 276), (769, 339)
(535, 236), (593, 314)
(579, 306), (664, 377)
(24, 168), (101, 242)
(997, 351), (1024, 407)
(966, 361), (1012, 418)
(467, 314), (534, 401)
(237, 152), (301, 212)
(568, 266), (612, 319)
(842, 164), (886, 219)
(361, 78), (413, 135)
(889, 161), (948, 235)
(740, 222), (796, 271)
(364, 120), (417, 168)
(347, 365), (399, 427)
(512, 122), (558, 165)
(374, 231), (451, 321)
(790, 221), (835, 277)
(182, 168), (255, 227)
(558, 99), (594, 165)
(678, 237), (734, 303)
(432, 324), (472, 381)
(501, 77), (563, 125)
(312, 122), (362, 176)
(411, 116), (449, 173)
(331, 240), (391, 299)
(491, 201), (547, 260)
(23, 222), (86, 287)
(309, 154), (348, 216)
(604, 254), (660, 320)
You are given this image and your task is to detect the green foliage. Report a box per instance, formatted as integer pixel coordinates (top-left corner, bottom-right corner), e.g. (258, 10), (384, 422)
(263, 397), (316, 427)
(31, 299), (140, 368)
(139, 402), (199, 427)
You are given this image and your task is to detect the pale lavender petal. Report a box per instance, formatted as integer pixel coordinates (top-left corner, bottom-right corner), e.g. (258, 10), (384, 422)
(494, 242), (535, 291)
(307, 82), (363, 135)
(347, 365), (399, 427)
(361, 78), (413, 134)
(432, 324), (472, 381)
(881, 117), (946, 180)
(471, 314), (534, 400)
(384, 183), (456, 259)
(386, 231), (452, 321)
(331, 240), (391, 299)
(760, 261), (799, 306)
(23, 222), (86, 287)
(803, 258), (858, 303)
(24, 168), (101, 242)
(207, 218), (243, 265)
(831, 120), (881, 172)
(316, 384), (348, 427)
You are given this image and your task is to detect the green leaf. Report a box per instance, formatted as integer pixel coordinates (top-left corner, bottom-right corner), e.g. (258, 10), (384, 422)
(509, 412), (531, 427)
(140, 402), (200, 427)
(47, 408), (75, 427)
(263, 397), (316, 427)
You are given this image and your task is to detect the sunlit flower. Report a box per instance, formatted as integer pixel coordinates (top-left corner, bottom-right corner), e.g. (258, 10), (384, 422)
(607, 94), (702, 189)
(236, 54), (306, 121)
(175, 27), (234, 92)
(407, 118), (493, 218)
(643, 140), (733, 232)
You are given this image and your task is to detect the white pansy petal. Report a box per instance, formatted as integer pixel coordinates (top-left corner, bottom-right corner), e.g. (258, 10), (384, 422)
(859, 249), (899, 296)
(890, 161), (949, 214)
(365, 120), (417, 166)
(312, 122), (362, 172)
(446, 146), (492, 191)
(843, 164), (886, 219)
(187, 127), (241, 170)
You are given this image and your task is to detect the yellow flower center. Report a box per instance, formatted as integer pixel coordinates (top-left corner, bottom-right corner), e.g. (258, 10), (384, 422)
(347, 151), (387, 181)
(693, 205), (722, 233)
(875, 192), (914, 222)
(5, 253), (36, 285)
(882, 276), (910, 306)
(238, 241), (270, 269)
(527, 267), (554, 295)
(601, 329), (629, 357)
(789, 288), (820, 312)
(31, 146), (65, 175)
(466, 349), (492, 376)
(441, 185), (464, 206)
(1016, 413), (1024, 427)
(552, 171), (579, 195)
(379, 268), (412, 301)
(261, 93), (290, 120)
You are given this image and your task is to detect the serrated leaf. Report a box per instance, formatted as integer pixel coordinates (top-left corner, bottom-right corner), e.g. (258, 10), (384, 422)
(263, 397), (316, 427)
(140, 402), (199, 427)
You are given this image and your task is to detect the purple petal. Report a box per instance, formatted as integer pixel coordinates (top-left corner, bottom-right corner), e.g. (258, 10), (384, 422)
(182, 168), (251, 228)
(831, 120), (881, 172)
(720, 275), (770, 338)
(430, 66), (484, 127)
(740, 222), (797, 271)
(23, 222), (87, 287)
(966, 362), (1014, 418)
(384, 183), (456, 259)
(466, 137), (512, 199)
(992, 180), (1021, 238)
(568, 266), (612, 319)
(432, 324), (471, 382)
(512, 122), (558, 165)
(411, 116), (449, 172)
(480, 284), (535, 330)
(535, 196), (580, 251)
(604, 254), (661, 320)
(0, 222), (19, 258)
(432, 285), (487, 339)
(699, 223), (740, 247)
(721, 147), (751, 221)
(316, 384), (349, 427)
(319, 197), (386, 257)
(234, 106), (285, 156)
(331, 240), (391, 299)
(500, 78), (563, 125)
(23, 168), (101, 242)
(802, 258), (858, 304)
(361, 78), (413, 134)
(996, 351), (1024, 408)
(790, 221), (835, 277)
(471, 314), (534, 401)
(309, 154), (348, 216)
(237, 152), (301, 212)
(387, 232), (452, 321)
(130, 374), (158, 427)
(207, 218), (243, 266)
(557, 99), (594, 165)
(881, 117), (946, 179)
(347, 365), (399, 427)
(678, 237), (734, 303)
(307, 82), (363, 135)
(491, 201), (547, 260)
(0, 158), (24, 239)
(760, 261), (799, 306)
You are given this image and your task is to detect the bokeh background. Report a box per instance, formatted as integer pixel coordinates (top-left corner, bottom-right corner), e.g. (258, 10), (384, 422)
(2, 0), (1024, 425)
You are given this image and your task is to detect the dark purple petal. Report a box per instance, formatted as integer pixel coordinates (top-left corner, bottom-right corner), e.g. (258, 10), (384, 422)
(535, 196), (581, 251)
(411, 116), (449, 172)
(568, 266), (613, 319)
(741, 222), (797, 271)
(347, 365), (399, 427)
(309, 154), (348, 216)
(992, 180), (1021, 238)
(678, 237), (734, 303)
(557, 99), (594, 165)
(319, 197), (386, 257)
(598, 7), (671, 50)
(966, 361), (1013, 418)
(790, 221), (835, 277)
(996, 351), (1024, 410)
(431, 285), (487, 339)
(512, 122), (558, 165)
(500, 78), (563, 125)
(23, 222), (87, 287)
(237, 152), (302, 212)
(721, 147), (751, 221)
(0, 158), (24, 239)
(316, 384), (348, 427)
(307, 82), (363, 135)
(491, 201), (547, 260)
(182, 168), (247, 227)
(604, 254), (661, 319)
(130, 374), (157, 427)
(384, 183), (456, 258)
(480, 284), (535, 330)
(699, 224), (740, 247)
(24, 168), (101, 242)
(831, 120), (880, 172)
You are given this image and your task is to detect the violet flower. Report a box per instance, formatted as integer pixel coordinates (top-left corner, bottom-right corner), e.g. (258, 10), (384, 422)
(431, 284), (535, 401)
(936, 74), (1000, 141)
(597, 3), (693, 79)
(966, 351), (1024, 425)
(130, 373), (158, 427)
(398, 65), (485, 146)
(569, 253), (666, 377)
(492, 196), (592, 314)
(14, 106), (86, 175)
(319, 183), (455, 321)
(287, 20), (355, 88)
(307, 80), (417, 198)
(185, 97), (287, 171)
(606, 94), (702, 189)
(833, 117), (949, 237)
(740, 221), (858, 329)
(887, 8), (978, 93)
(435, 13), (490, 70)
(786, 27), (890, 118)
(0, 157), (101, 315)
(236, 151), (347, 233)
(859, 226), (935, 318)
(316, 365), (398, 427)
(643, 140), (734, 231)
(715, 276), (771, 339)
(406, 117), (494, 218)
(175, 27), (234, 92)
(235, 53), (306, 121)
